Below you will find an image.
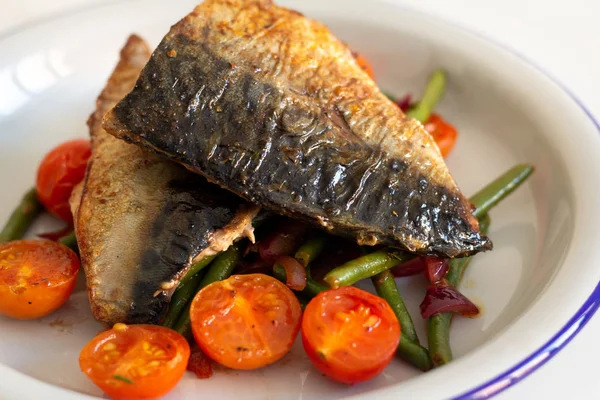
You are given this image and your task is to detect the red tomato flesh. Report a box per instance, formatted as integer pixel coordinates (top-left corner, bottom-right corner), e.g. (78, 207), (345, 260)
(424, 113), (458, 158)
(79, 324), (190, 400)
(302, 286), (401, 385)
(187, 345), (213, 379)
(190, 274), (302, 370)
(0, 240), (79, 319)
(36, 139), (91, 223)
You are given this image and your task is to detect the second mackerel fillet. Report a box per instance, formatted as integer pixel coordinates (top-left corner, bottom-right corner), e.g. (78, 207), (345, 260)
(103, 0), (491, 257)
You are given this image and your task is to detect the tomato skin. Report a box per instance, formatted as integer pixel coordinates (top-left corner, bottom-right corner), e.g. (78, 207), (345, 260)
(79, 324), (190, 400)
(190, 274), (302, 370)
(36, 139), (91, 223)
(424, 113), (458, 158)
(352, 51), (375, 80)
(0, 240), (79, 319)
(301, 286), (400, 385)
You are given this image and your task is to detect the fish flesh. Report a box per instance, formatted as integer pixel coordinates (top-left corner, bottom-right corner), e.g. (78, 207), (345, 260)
(73, 35), (258, 326)
(103, 5), (490, 258)
(71, 35), (258, 326)
(103, 0), (491, 258)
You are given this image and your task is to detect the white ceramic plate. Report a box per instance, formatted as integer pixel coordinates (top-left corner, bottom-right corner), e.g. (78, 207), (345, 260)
(1, 0), (599, 399)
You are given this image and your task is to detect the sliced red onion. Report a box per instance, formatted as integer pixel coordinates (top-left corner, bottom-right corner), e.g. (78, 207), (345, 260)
(275, 256), (307, 291)
(391, 257), (426, 277)
(258, 220), (309, 265)
(258, 233), (295, 265)
(37, 226), (72, 241)
(396, 94), (413, 112)
(425, 257), (450, 284)
(420, 280), (479, 318)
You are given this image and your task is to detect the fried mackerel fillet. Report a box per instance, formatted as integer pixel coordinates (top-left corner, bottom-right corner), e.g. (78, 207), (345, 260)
(103, 0), (490, 258)
(70, 35), (258, 326)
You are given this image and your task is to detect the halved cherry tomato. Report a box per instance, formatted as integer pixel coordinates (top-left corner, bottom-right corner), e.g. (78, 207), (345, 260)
(36, 139), (91, 223)
(302, 286), (400, 385)
(424, 113), (458, 157)
(352, 51), (375, 80)
(79, 324), (190, 400)
(0, 240), (79, 319)
(190, 274), (302, 370)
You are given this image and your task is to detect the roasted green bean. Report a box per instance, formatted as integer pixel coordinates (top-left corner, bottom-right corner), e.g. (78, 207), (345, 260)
(323, 250), (409, 288)
(372, 270), (419, 343)
(0, 188), (43, 243)
(406, 69), (446, 123)
(470, 164), (534, 219)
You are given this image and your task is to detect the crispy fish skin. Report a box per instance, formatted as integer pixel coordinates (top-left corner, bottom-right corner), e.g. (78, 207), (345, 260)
(103, 0), (491, 257)
(74, 35), (258, 326)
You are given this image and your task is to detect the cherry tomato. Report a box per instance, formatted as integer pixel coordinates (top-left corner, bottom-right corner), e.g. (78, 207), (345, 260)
(36, 139), (91, 223)
(352, 51), (375, 80)
(424, 113), (458, 157)
(79, 324), (190, 400)
(301, 286), (400, 385)
(190, 274), (302, 370)
(0, 240), (79, 319)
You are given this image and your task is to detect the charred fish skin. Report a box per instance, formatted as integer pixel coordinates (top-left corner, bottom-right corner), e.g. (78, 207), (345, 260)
(104, 0), (491, 257)
(127, 174), (251, 324)
(75, 35), (255, 326)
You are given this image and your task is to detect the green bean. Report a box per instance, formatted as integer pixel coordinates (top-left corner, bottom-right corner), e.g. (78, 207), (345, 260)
(323, 250), (409, 288)
(174, 243), (243, 340)
(198, 243), (242, 287)
(406, 69), (446, 123)
(172, 301), (195, 341)
(427, 215), (491, 367)
(446, 215), (491, 286)
(295, 233), (329, 267)
(273, 264), (329, 298)
(372, 270), (419, 343)
(371, 269), (433, 370)
(179, 255), (217, 285)
(162, 271), (205, 329)
(58, 231), (78, 253)
(426, 313), (453, 367)
(470, 164), (534, 219)
(397, 337), (433, 372)
(427, 164), (532, 366)
(0, 188), (43, 243)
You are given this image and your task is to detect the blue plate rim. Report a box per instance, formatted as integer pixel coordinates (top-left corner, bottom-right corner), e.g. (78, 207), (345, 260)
(438, 15), (600, 400)
(452, 282), (600, 399)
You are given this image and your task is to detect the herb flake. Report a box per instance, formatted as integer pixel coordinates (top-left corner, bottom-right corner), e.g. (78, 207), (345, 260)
(113, 375), (134, 384)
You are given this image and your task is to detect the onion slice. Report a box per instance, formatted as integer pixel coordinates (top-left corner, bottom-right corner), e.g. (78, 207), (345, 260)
(396, 94), (413, 111)
(275, 255), (307, 291)
(425, 257), (449, 283)
(37, 226), (72, 241)
(258, 220), (309, 265)
(391, 257), (426, 277)
(420, 280), (479, 318)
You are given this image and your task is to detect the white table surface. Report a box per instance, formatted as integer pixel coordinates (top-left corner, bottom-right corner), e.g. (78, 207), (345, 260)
(1, 0), (598, 399)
